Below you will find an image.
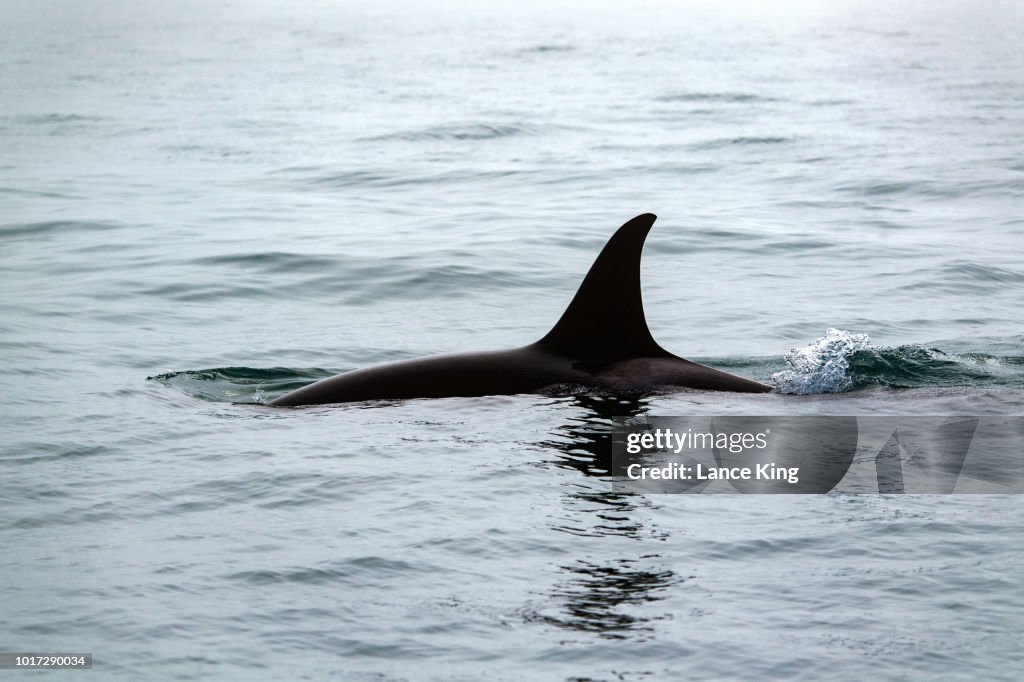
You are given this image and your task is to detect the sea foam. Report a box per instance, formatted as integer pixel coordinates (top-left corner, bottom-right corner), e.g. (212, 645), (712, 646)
(771, 328), (874, 394)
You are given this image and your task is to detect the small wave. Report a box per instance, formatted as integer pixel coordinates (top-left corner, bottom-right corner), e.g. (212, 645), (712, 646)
(690, 136), (793, 151)
(227, 557), (421, 586)
(0, 186), (78, 200)
(846, 347), (1020, 390)
(148, 367), (333, 403)
(894, 261), (1024, 294)
(17, 113), (104, 125)
(193, 251), (341, 275)
(137, 258), (548, 303)
(1, 220), (122, 240)
(297, 167), (535, 190)
(772, 329), (1023, 394)
(759, 239), (837, 253)
(850, 181), (915, 196)
(655, 92), (779, 104)
(366, 122), (537, 143)
(937, 261), (1024, 284)
(359, 263), (548, 301)
(834, 180), (969, 198)
(518, 44), (575, 54)
(807, 98), (856, 107)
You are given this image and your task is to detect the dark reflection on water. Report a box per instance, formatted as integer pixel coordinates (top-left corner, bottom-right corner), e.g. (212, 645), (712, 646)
(544, 395), (657, 538)
(544, 394), (650, 478)
(538, 395), (680, 639)
(532, 558), (680, 639)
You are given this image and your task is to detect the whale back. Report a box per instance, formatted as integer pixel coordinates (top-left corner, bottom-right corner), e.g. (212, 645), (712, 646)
(535, 213), (671, 362)
(268, 212), (773, 406)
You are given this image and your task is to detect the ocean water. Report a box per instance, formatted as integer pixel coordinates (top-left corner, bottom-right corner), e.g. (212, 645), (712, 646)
(2, 0), (1023, 679)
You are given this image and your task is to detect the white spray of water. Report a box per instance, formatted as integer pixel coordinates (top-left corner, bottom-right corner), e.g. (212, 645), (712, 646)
(771, 328), (875, 394)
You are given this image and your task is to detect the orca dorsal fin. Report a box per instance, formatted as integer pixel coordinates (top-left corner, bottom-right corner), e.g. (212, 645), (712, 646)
(536, 213), (669, 361)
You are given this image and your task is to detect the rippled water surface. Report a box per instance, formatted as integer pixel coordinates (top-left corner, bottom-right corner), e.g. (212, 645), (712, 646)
(2, 0), (1023, 679)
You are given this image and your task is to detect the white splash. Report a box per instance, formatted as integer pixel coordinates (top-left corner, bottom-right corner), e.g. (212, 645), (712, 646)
(772, 328), (874, 394)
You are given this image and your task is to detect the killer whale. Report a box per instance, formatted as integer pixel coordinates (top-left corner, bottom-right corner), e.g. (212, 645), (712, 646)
(270, 213), (771, 406)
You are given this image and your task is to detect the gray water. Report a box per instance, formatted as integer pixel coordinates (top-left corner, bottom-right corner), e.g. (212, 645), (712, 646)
(2, 0), (1023, 679)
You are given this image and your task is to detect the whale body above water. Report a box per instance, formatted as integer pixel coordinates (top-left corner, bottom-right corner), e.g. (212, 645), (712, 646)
(270, 213), (771, 406)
